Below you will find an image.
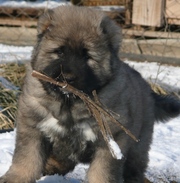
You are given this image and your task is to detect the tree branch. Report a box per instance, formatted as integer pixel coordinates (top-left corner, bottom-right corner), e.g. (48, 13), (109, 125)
(32, 70), (139, 159)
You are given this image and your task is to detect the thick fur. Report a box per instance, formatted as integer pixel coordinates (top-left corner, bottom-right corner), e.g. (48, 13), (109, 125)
(0, 6), (180, 183)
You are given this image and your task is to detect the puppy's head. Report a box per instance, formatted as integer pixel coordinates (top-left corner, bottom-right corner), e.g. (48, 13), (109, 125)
(32, 6), (121, 95)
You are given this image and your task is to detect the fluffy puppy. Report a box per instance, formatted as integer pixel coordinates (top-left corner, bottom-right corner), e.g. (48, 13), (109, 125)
(0, 5), (180, 183)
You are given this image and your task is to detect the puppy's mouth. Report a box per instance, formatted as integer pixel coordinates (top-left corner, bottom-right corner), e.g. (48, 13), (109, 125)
(54, 73), (78, 95)
(55, 72), (76, 84)
(63, 74), (77, 84)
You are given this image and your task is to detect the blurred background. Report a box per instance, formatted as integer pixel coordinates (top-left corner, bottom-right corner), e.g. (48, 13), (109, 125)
(0, 0), (180, 64)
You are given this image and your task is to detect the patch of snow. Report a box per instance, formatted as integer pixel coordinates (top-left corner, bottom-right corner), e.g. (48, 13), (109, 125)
(146, 118), (180, 183)
(0, 0), (125, 11)
(108, 137), (123, 160)
(126, 60), (180, 92)
(0, 0), (70, 8)
(0, 44), (33, 63)
(38, 174), (80, 183)
(0, 131), (15, 176)
(66, 164), (88, 182)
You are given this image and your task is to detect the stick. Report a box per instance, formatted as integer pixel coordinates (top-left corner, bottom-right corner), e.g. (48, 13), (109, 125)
(32, 70), (139, 157)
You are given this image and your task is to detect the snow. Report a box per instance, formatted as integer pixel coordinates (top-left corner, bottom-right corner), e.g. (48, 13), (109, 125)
(0, 44), (33, 63)
(108, 137), (123, 160)
(146, 118), (180, 183)
(0, 0), (70, 8)
(0, 44), (180, 183)
(0, 0), (124, 12)
(0, 131), (15, 175)
(126, 60), (180, 91)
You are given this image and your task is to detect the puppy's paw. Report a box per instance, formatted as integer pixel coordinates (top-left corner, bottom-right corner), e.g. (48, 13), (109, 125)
(0, 175), (10, 183)
(0, 175), (35, 183)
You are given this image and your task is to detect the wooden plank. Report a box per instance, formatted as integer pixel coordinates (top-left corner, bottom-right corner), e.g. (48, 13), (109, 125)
(121, 38), (180, 59)
(0, 8), (125, 27)
(125, 0), (133, 24)
(82, 0), (125, 6)
(0, 6), (45, 17)
(132, 0), (165, 27)
(138, 39), (180, 58)
(166, 0), (180, 19)
(122, 29), (180, 39)
(121, 39), (141, 54)
(0, 17), (37, 27)
(120, 52), (180, 66)
(0, 27), (36, 46)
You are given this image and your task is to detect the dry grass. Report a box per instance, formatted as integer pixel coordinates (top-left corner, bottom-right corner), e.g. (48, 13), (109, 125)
(0, 63), (25, 130)
(0, 86), (17, 129)
(0, 62), (25, 87)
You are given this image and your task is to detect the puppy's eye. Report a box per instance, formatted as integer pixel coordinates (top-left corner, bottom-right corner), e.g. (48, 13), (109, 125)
(54, 47), (65, 58)
(57, 50), (64, 58)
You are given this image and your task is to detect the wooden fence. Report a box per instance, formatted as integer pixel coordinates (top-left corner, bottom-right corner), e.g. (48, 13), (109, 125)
(0, 0), (180, 65)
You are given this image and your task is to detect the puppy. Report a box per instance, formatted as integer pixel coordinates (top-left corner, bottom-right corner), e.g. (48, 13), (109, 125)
(0, 5), (180, 183)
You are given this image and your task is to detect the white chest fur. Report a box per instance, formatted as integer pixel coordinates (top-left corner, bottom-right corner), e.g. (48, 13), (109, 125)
(37, 115), (97, 142)
(78, 123), (97, 142)
(37, 116), (66, 141)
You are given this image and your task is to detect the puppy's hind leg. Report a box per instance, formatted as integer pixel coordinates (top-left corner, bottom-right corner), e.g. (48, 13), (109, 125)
(123, 123), (154, 183)
(87, 148), (124, 183)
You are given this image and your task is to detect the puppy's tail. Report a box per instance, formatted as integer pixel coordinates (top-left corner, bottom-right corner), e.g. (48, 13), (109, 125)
(152, 92), (180, 122)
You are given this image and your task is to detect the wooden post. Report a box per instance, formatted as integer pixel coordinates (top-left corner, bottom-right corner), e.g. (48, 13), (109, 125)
(132, 0), (165, 27)
(125, 0), (133, 25)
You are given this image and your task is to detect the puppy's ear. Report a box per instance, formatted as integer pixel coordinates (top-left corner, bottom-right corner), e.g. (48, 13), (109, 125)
(37, 10), (54, 35)
(100, 16), (121, 54)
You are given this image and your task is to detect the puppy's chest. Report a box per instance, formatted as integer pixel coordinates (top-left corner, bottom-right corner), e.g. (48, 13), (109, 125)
(37, 101), (97, 144)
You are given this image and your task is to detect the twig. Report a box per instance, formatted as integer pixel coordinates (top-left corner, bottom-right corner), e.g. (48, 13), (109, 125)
(92, 90), (116, 145)
(32, 70), (139, 158)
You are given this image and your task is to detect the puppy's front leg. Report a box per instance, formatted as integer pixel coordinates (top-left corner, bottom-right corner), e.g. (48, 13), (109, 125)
(87, 148), (124, 183)
(0, 121), (45, 183)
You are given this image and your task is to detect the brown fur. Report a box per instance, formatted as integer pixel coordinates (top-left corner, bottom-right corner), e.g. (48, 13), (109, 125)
(44, 156), (75, 176)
